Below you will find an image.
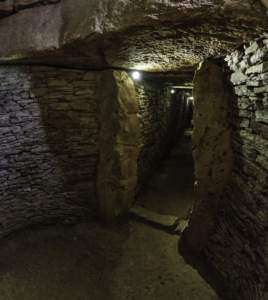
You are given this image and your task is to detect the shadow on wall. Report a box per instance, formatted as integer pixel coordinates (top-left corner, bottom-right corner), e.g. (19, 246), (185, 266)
(30, 67), (100, 214)
(0, 66), (99, 238)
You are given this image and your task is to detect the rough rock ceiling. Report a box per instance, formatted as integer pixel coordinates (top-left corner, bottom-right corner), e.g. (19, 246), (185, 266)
(0, 0), (267, 72)
(104, 20), (265, 72)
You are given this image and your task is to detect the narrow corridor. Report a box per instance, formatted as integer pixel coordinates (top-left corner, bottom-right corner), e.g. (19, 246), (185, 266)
(0, 2), (267, 299)
(137, 130), (194, 220)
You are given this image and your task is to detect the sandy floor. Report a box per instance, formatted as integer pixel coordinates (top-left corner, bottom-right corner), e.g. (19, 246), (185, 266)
(0, 220), (220, 300)
(137, 132), (194, 219)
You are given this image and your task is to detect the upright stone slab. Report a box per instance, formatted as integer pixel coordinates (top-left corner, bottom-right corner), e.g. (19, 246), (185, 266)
(97, 71), (141, 219)
(183, 60), (233, 251)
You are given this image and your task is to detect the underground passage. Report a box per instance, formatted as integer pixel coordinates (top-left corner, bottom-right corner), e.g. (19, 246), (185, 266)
(0, 1), (267, 299)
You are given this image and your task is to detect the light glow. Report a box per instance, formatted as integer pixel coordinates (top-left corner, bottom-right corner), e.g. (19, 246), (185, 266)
(170, 89), (176, 94)
(132, 71), (141, 81)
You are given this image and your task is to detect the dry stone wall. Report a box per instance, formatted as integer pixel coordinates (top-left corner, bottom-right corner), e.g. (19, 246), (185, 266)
(204, 36), (268, 300)
(0, 66), (99, 237)
(136, 79), (191, 190)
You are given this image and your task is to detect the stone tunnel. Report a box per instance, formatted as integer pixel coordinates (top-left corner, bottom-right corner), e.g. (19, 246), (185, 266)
(0, 1), (267, 299)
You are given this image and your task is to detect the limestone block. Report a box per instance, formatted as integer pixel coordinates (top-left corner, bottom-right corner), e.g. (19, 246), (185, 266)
(256, 110), (268, 123)
(230, 71), (248, 85)
(246, 62), (268, 74)
(254, 85), (268, 94)
(245, 41), (259, 55)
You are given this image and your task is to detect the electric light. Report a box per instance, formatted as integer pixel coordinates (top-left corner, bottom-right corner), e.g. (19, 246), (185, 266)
(170, 89), (176, 94)
(132, 71), (141, 80)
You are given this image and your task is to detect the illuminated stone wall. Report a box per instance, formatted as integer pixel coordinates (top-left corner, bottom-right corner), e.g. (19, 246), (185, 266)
(204, 36), (268, 300)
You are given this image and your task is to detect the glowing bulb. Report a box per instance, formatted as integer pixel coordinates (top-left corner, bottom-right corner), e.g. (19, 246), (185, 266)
(170, 89), (176, 94)
(132, 71), (141, 80)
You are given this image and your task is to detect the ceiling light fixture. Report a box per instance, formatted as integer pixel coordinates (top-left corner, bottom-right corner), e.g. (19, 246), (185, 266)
(132, 71), (141, 81)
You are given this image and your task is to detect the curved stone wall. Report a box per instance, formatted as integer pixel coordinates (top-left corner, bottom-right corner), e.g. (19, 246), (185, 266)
(0, 65), (99, 237)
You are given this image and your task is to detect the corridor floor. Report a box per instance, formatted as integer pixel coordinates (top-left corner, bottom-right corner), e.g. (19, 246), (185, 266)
(0, 131), (220, 300)
(0, 220), (219, 300)
(137, 131), (194, 220)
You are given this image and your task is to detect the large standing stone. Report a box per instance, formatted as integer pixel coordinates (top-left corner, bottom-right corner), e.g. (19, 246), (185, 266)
(97, 71), (141, 219)
(261, 0), (268, 9)
(183, 60), (233, 251)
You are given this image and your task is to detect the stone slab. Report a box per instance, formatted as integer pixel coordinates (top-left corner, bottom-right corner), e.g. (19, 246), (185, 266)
(130, 205), (180, 229)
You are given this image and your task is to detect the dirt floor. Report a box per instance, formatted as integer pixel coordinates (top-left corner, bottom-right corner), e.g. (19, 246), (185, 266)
(0, 220), (220, 300)
(0, 131), (221, 300)
(137, 131), (194, 219)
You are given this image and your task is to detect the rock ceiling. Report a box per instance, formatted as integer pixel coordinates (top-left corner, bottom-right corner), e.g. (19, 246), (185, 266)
(0, 0), (267, 72)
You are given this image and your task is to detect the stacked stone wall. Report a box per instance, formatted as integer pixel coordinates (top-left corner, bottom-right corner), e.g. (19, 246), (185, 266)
(0, 65), (99, 237)
(204, 36), (268, 300)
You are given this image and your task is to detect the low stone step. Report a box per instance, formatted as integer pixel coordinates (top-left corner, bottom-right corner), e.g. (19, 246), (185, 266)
(129, 205), (188, 234)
